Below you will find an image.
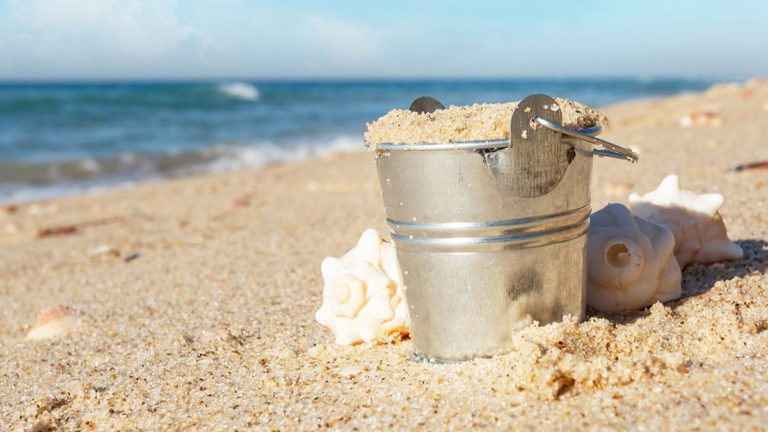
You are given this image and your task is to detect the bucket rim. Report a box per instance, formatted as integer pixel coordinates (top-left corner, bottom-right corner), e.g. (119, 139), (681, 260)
(365, 125), (602, 151)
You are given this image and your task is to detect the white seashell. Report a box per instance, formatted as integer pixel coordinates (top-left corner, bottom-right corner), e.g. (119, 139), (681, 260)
(87, 244), (119, 258)
(629, 175), (743, 268)
(315, 229), (409, 345)
(679, 111), (723, 127)
(26, 306), (79, 341)
(587, 204), (682, 313)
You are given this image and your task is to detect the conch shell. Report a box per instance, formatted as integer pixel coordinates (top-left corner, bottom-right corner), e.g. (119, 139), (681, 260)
(587, 204), (682, 313)
(316, 229), (409, 345)
(629, 174), (743, 268)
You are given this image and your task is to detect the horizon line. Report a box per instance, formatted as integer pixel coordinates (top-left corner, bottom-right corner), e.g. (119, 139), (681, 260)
(0, 74), (746, 85)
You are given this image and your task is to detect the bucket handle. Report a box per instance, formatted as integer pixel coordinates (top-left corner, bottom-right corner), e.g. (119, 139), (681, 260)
(533, 116), (638, 162)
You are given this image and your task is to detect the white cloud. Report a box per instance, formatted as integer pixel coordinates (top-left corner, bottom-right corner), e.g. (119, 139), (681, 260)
(296, 15), (385, 66)
(0, 0), (198, 78)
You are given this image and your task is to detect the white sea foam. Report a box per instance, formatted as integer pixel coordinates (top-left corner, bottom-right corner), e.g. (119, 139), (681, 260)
(219, 82), (260, 101)
(79, 158), (101, 173)
(0, 177), (140, 206)
(0, 136), (364, 204)
(203, 136), (362, 174)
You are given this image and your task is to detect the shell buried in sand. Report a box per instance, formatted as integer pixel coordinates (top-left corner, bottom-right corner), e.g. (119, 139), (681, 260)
(587, 204), (682, 313)
(26, 306), (79, 341)
(315, 229), (409, 345)
(629, 174), (743, 268)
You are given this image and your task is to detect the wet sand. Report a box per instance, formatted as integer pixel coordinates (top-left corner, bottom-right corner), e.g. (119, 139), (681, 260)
(2, 79), (768, 430)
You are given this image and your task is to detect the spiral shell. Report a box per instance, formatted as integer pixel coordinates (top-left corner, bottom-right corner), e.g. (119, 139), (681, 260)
(315, 229), (409, 345)
(587, 204), (682, 313)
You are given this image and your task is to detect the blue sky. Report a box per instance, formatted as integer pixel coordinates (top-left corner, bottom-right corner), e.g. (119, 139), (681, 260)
(0, 0), (766, 80)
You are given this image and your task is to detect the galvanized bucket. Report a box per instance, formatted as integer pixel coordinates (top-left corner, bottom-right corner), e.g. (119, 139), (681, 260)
(368, 94), (637, 362)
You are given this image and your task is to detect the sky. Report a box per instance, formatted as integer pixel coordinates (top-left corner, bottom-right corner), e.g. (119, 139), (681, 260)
(0, 0), (766, 80)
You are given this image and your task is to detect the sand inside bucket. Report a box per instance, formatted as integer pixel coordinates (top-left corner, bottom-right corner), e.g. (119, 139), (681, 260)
(364, 98), (608, 146)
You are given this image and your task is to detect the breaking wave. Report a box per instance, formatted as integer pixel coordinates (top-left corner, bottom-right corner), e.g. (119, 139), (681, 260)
(0, 136), (363, 204)
(218, 82), (260, 101)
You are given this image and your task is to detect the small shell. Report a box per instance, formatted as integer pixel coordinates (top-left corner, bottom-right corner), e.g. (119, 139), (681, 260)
(87, 244), (119, 258)
(679, 111), (723, 127)
(315, 229), (409, 345)
(629, 175), (743, 268)
(587, 204), (682, 313)
(26, 306), (79, 341)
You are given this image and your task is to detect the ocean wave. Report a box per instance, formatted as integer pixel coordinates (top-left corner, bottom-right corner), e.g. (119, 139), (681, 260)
(218, 82), (260, 101)
(202, 136), (361, 174)
(0, 136), (363, 204)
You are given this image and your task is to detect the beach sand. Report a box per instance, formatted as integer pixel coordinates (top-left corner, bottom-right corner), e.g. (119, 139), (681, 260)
(2, 80), (768, 431)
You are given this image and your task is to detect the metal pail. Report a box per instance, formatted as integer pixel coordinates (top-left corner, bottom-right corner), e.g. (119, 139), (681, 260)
(369, 94), (637, 362)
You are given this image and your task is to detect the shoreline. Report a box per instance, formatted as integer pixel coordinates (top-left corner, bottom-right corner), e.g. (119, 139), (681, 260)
(2, 79), (768, 429)
(0, 134), (365, 206)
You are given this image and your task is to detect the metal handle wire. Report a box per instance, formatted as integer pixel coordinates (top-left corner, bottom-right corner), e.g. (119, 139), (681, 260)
(534, 117), (638, 163)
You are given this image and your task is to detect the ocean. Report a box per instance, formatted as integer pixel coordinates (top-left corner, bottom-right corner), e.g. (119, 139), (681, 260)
(0, 78), (716, 204)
